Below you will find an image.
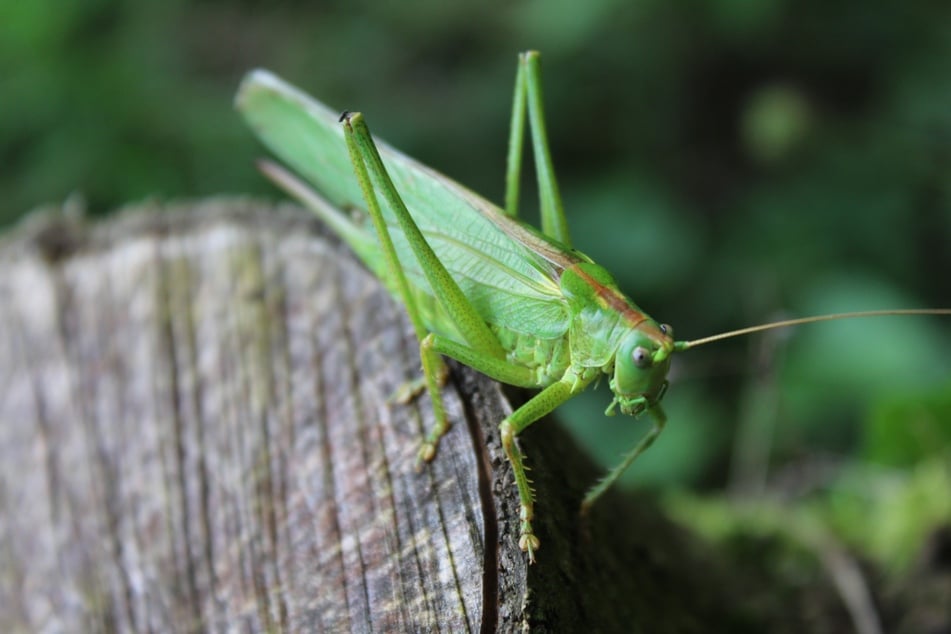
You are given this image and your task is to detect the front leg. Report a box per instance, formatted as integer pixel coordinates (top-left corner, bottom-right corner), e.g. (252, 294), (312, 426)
(425, 333), (593, 562)
(498, 376), (589, 563)
(581, 405), (668, 515)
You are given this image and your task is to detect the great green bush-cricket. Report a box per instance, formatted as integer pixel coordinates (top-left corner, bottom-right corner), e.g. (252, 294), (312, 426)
(237, 51), (950, 563)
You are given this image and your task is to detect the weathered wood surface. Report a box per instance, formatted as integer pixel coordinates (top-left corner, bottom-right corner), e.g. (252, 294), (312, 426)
(4, 199), (902, 633)
(1, 200), (505, 632)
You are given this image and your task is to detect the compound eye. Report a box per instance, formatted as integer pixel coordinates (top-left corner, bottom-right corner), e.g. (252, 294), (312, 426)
(659, 323), (673, 337)
(632, 346), (652, 369)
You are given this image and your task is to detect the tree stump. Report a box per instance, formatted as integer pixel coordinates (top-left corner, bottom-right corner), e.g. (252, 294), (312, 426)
(5, 198), (915, 633)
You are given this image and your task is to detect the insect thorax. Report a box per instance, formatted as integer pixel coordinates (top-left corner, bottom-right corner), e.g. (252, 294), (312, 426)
(493, 326), (572, 386)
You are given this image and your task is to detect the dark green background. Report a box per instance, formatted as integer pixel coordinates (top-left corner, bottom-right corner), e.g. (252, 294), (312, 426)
(3, 1), (949, 521)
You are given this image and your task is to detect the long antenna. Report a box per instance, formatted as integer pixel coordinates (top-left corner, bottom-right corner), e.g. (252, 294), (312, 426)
(679, 308), (951, 350)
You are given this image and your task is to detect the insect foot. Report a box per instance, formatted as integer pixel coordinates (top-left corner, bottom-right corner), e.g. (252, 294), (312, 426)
(391, 376), (427, 405)
(415, 442), (437, 470)
(519, 506), (540, 564)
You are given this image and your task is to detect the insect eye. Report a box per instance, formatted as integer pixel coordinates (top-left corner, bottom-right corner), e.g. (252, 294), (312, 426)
(632, 346), (652, 369)
(659, 323), (673, 337)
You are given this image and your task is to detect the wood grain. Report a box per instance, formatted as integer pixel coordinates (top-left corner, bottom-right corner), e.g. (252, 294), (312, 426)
(0, 201), (510, 631)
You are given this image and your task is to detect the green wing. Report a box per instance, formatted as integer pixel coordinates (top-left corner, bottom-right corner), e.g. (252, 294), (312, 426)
(237, 70), (571, 339)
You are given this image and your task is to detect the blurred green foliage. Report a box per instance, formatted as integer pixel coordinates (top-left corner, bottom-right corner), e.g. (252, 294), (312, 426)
(669, 456), (951, 574)
(2, 1), (949, 558)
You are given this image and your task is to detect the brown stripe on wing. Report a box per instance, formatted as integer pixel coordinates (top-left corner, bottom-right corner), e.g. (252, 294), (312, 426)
(568, 264), (648, 328)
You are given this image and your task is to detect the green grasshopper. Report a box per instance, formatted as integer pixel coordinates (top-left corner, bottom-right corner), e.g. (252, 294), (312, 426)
(237, 51), (950, 563)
